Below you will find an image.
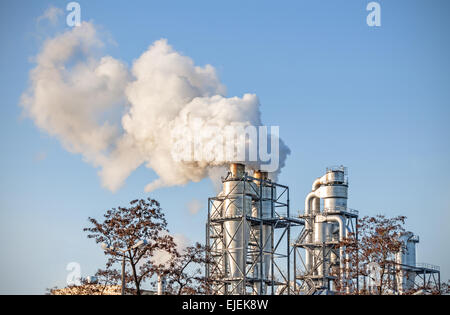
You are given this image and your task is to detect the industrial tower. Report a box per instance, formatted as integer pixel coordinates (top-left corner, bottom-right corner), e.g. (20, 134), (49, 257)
(206, 164), (441, 295)
(293, 166), (358, 294)
(206, 163), (303, 295)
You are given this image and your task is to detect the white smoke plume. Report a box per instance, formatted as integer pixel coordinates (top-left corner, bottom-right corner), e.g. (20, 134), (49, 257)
(21, 22), (290, 192)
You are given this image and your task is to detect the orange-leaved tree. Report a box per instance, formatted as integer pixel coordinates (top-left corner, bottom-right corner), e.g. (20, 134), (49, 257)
(84, 198), (177, 295)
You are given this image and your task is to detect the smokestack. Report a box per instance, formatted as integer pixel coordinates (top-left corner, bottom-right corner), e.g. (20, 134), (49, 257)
(253, 170), (268, 185)
(207, 163), (288, 295)
(230, 163), (245, 178)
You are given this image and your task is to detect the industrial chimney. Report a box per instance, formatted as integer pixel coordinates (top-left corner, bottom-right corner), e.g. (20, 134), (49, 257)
(206, 163), (297, 295)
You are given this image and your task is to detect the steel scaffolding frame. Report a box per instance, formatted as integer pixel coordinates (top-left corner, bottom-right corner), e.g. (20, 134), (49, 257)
(374, 262), (442, 294)
(293, 209), (358, 295)
(206, 172), (303, 295)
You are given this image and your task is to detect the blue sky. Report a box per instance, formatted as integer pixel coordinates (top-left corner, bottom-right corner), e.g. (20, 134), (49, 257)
(0, 0), (449, 294)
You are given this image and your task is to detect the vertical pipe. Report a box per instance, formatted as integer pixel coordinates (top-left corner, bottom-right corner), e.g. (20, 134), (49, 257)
(438, 272), (441, 293)
(206, 200), (211, 292)
(294, 246), (297, 294)
(271, 184), (274, 295)
(242, 178), (246, 295)
(223, 163), (252, 294)
(258, 180), (263, 295)
(157, 274), (166, 295)
(356, 222), (359, 294)
(423, 270), (426, 288)
(287, 187), (291, 295)
(304, 191), (317, 274)
(324, 215), (348, 291)
(121, 254), (126, 295)
(271, 223), (275, 295)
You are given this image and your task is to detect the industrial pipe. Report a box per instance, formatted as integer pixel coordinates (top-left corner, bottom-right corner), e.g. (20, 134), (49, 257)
(304, 191), (318, 272)
(324, 215), (350, 292)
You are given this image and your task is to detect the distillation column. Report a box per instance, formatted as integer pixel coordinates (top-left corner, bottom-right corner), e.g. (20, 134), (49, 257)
(251, 171), (274, 295)
(298, 166), (355, 294)
(222, 163), (254, 293)
(207, 163), (296, 295)
(395, 232), (419, 293)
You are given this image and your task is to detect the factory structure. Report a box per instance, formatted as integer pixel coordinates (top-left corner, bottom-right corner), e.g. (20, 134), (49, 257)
(205, 163), (441, 295)
(206, 163), (301, 295)
(293, 165), (358, 294)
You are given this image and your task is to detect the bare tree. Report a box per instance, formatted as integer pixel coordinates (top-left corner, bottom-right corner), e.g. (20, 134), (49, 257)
(162, 243), (212, 295)
(52, 198), (213, 295)
(336, 215), (407, 295)
(83, 198), (177, 295)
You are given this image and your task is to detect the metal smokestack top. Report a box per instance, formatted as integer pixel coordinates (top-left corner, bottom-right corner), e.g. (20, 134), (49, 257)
(230, 163), (246, 178)
(253, 170), (269, 184)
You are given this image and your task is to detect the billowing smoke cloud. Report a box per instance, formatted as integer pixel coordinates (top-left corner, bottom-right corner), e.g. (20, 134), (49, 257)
(21, 22), (129, 168)
(21, 22), (290, 192)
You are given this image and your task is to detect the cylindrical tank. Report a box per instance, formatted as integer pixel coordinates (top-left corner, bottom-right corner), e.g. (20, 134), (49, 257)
(222, 164), (254, 293)
(313, 220), (325, 277)
(325, 170), (345, 183)
(396, 232), (418, 267)
(230, 163), (245, 178)
(251, 170), (274, 294)
(320, 184), (348, 211)
(303, 167), (349, 290)
(395, 232), (419, 293)
(405, 237), (417, 267)
(223, 197), (250, 281)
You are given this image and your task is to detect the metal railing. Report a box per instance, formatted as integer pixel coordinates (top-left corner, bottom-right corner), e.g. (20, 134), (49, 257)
(326, 165), (347, 174)
(297, 207), (359, 216)
(323, 207), (359, 216)
(416, 263), (440, 271)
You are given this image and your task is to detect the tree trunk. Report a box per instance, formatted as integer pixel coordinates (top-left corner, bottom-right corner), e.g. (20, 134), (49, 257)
(129, 251), (141, 295)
